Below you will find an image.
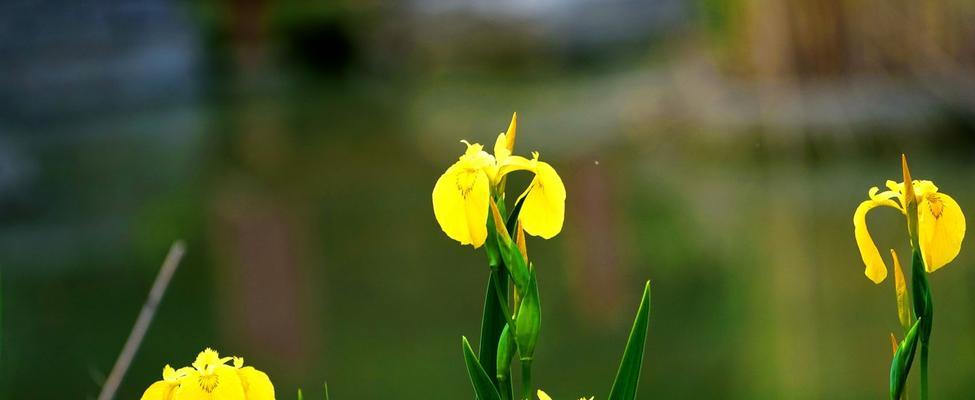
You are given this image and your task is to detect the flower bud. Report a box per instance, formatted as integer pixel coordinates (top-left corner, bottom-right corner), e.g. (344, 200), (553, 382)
(515, 272), (541, 359)
(496, 324), (516, 380)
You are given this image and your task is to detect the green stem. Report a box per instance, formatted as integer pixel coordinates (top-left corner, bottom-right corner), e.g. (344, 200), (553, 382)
(491, 271), (518, 331)
(499, 376), (513, 400)
(520, 359), (533, 400)
(920, 341), (928, 400)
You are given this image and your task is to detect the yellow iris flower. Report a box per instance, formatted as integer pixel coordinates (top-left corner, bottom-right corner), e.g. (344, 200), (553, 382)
(853, 156), (966, 283)
(141, 348), (275, 400)
(537, 389), (594, 400)
(433, 113), (566, 247)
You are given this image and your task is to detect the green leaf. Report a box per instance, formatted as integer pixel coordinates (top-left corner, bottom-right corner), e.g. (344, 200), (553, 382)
(463, 336), (503, 400)
(297, 389), (304, 400)
(496, 234), (530, 293)
(890, 318), (921, 400)
(608, 281), (652, 400)
(485, 212), (503, 269)
(505, 195), (526, 234)
(478, 270), (508, 390)
(324, 383), (330, 400)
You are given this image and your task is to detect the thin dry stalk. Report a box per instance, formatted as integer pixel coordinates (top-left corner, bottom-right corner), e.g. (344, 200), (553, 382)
(97, 241), (186, 400)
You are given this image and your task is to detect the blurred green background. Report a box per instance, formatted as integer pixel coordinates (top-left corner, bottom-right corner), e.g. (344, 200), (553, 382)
(2, 0), (975, 398)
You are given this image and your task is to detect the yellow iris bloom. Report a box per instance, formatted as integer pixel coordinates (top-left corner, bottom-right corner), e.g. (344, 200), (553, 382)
(537, 389), (594, 400)
(853, 157), (966, 283)
(433, 113), (566, 247)
(141, 348), (275, 400)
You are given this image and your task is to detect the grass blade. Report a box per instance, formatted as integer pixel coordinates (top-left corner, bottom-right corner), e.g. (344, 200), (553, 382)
(607, 281), (652, 400)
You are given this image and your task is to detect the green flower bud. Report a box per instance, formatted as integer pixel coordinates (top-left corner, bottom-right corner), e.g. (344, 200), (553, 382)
(496, 324), (515, 380)
(515, 271), (541, 359)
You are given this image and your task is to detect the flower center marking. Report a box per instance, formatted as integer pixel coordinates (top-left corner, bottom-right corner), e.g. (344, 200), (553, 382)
(455, 170), (479, 198)
(199, 374), (219, 393)
(928, 194), (944, 219)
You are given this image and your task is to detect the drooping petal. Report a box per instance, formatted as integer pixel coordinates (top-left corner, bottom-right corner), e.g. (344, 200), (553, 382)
(141, 381), (177, 400)
(918, 191), (965, 272)
(518, 159), (566, 239)
(868, 187), (902, 212)
(854, 199), (890, 284)
(432, 162), (491, 247)
(237, 366), (275, 400)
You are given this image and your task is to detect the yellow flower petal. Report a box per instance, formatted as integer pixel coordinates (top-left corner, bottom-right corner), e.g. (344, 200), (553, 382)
(494, 132), (512, 162)
(141, 380), (177, 400)
(237, 366), (275, 400)
(505, 113), (517, 151)
(854, 198), (891, 284)
(496, 154), (534, 178)
(432, 161), (491, 247)
(494, 113), (518, 159)
(536, 390), (593, 400)
(518, 158), (566, 239)
(918, 191), (965, 272)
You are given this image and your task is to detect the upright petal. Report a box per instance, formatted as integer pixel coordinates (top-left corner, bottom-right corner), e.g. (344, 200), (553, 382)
(518, 160), (566, 239)
(854, 199), (889, 284)
(494, 132), (512, 162)
(504, 112), (517, 152)
(918, 192), (965, 272)
(433, 162), (490, 247)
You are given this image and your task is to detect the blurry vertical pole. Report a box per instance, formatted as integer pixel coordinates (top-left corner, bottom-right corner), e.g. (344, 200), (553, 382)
(207, 0), (322, 381)
(98, 242), (186, 400)
(566, 158), (623, 324)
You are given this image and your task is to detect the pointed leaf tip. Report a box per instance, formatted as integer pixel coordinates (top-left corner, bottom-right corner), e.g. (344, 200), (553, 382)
(607, 281), (652, 400)
(462, 336), (502, 400)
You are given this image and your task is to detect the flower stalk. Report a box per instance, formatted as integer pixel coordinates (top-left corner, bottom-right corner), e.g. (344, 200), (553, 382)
(855, 155), (964, 400)
(434, 114), (651, 400)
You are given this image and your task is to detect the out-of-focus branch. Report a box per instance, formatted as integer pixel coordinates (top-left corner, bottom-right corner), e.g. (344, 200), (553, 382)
(97, 241), (186, 400)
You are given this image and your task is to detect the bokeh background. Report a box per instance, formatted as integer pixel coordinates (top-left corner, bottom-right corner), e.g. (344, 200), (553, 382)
(3, 0), (975, 398)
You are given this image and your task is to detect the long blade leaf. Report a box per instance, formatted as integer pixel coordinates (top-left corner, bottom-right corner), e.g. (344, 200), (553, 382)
(607, 281), (652, 400)
(478, 270), (507, 390)
(463, 336), (503, 400)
